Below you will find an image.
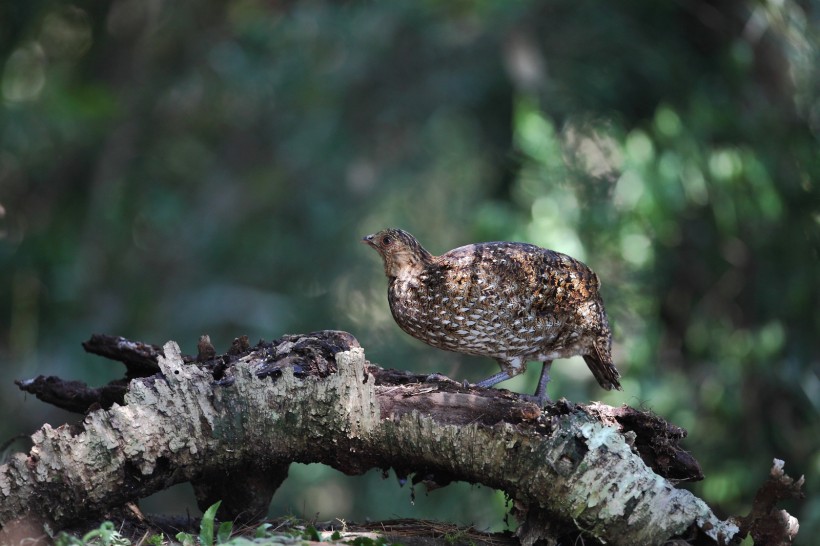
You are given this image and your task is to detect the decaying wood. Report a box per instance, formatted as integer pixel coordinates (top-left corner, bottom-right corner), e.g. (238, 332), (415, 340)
(1, 331), (804, 545)
(14, 334), (170, 414)
(734, 459), (804, 545)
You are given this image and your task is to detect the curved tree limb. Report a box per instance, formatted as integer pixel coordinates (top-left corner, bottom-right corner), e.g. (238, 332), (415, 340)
(1, 332), (803, 545)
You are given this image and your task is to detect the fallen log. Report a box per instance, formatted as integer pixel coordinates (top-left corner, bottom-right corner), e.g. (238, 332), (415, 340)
(1, 331), (803, 545)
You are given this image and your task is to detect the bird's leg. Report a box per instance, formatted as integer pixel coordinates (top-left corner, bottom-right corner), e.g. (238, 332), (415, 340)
(474, 370), (512, 389)
(532, 360), (553, 406)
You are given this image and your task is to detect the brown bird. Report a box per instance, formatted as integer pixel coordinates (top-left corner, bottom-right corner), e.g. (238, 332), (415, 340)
(362, 228), (621, 406)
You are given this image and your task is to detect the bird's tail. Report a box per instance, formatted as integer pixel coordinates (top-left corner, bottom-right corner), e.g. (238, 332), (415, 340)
(583, 339), (622, 391)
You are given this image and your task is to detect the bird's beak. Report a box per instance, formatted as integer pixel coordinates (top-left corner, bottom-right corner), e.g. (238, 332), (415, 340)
(362, 234), (376, 248)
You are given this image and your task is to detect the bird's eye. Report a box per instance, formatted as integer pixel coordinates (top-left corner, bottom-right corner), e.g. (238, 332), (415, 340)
(381, 235), (392, 246)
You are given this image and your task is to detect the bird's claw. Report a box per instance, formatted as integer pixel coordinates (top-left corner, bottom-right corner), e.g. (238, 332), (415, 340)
(520, 393), (552, 408)
(425, 373), (454, 384)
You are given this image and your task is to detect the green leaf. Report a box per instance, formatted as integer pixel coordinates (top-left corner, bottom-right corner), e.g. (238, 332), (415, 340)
(176, 532), (195, 546)
(255, 523), (273, 539)
(303, 526), (320, 542)
(146, 534), (165, 546)
(54, 532), (82, 546)
(200, 501), (222, 546)
(216, 521), (233, 544)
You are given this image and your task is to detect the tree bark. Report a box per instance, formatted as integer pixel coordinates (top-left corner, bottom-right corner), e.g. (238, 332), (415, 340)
(1, 332), (803, 545)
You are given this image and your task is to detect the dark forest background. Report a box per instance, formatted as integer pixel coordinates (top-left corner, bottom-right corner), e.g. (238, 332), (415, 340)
(1, 0), (818, 539)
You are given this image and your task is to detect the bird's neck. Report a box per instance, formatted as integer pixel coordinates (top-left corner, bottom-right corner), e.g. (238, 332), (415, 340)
(385, 249), (433, 280)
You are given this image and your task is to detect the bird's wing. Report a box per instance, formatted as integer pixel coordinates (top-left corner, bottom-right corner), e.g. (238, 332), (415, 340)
(431, 243), (597, 303)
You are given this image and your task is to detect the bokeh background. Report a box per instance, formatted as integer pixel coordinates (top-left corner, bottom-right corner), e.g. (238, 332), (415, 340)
(1, 0), (818, 539)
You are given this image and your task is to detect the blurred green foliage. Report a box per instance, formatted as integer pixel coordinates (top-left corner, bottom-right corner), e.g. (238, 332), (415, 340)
(1, 0), (818, 538)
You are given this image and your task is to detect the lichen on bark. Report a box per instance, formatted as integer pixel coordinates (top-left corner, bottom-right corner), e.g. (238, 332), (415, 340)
(1, 333), (802, 545)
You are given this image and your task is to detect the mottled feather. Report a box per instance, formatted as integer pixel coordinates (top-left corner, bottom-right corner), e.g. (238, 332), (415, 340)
(363, 228), (621, 404)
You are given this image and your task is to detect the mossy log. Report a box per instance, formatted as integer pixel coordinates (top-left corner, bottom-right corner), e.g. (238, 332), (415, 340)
(1, 331), (803, 545)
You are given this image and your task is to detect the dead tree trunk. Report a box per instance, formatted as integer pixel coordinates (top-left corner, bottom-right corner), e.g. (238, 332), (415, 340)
(1, 331), (804, 545)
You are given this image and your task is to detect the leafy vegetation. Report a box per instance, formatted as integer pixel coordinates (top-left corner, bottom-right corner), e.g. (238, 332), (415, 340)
(176, 501), (233, 546)
(55, 522), (131, 546)
(172, 502), (398, 546)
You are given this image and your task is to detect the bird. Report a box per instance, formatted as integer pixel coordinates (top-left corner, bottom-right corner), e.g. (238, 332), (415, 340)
(362, 228), (621, 406)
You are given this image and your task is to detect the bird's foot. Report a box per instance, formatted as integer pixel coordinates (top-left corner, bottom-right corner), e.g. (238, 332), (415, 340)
(424, 373), (461, 386)
(520, 392), (552, 408)
(529, 360), (553, 408)
(475, 370), (512, 389)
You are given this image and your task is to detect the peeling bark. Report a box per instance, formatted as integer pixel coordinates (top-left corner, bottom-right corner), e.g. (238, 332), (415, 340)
(1, 332), (804, 545)
(733, 459), (804, 545)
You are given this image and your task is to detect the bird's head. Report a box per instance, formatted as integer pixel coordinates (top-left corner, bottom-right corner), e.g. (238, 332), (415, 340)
(362, 228), (432, 279)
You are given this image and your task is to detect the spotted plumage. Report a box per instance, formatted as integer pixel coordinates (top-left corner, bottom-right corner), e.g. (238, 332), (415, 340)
(363, 228), (621, 406)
